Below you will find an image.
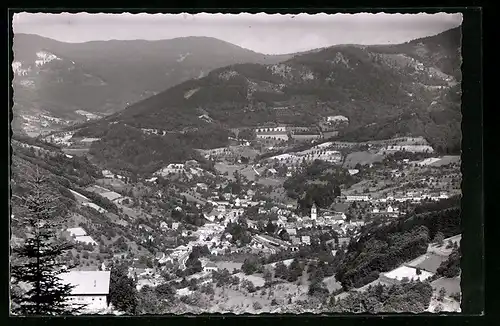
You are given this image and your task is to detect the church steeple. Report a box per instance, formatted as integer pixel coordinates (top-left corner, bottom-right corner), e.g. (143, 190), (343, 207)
(310, 202), (317, 220)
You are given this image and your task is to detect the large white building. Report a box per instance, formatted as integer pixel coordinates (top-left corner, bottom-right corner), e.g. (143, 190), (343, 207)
(346, 195), (371, 202)
(59, 271), (111, 313)
(154, 164), (185, 176)
(256, 133), (289, 141)
(255, 126), (287, 133)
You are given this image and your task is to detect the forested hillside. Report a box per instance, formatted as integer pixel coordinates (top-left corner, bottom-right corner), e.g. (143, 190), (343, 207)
(335, 196), (461, 289)
(12, 34), (292, 129)
(72, 27), (462, 173)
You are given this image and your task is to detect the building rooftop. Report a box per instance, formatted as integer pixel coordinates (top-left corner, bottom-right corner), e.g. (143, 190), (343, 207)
(67, 227), (87, 237)
(59, 271), (111, 295)
(74, 235), (97, 245)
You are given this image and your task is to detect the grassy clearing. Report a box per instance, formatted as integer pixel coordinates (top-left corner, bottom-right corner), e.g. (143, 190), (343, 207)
(208, 252), (258, 263)
(212, 261), (243, 273)
(116, 204), (152, 221)
(180, 192), (206, 205)
(214, 163), (240, 179)
(205, 281), (310, 313)
(229, 146), (261, 160)
(431, 277), (461, 295)
(429, 155), (460, 167)
(238, 166), (258, 180)
(233, 273), (266, 287)
(96, 178), (129, 192)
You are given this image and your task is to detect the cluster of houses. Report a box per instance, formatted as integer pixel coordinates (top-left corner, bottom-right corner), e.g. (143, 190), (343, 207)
(153, 160), (205, 178)
(101, 170), (125, 180)
(344, 191), (450, 204)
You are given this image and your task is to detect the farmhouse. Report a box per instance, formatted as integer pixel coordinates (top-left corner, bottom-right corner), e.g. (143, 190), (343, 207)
(203, 262), (219, 273)
(101, 170), (115, 178)
(59, 271), (111, 313)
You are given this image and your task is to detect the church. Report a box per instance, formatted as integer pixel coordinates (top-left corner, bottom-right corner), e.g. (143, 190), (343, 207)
(310, 203), (318, 220)
(309, 202), (346, 225)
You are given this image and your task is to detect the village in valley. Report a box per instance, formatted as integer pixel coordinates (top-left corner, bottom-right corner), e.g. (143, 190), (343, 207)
(11, 113), (462, 314)
(10, 13), (465, 316)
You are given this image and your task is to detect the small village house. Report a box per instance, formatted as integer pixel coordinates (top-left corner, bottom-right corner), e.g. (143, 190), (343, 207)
(203, 262), (219, 273)
(59, 271), (111, 313)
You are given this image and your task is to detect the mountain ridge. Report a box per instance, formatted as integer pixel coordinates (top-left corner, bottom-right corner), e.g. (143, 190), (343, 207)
(12, 33), (295, 134)
(70, 27), (461, 174)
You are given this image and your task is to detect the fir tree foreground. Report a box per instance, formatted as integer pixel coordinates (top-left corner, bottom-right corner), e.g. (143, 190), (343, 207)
(10, 168), (85, 315)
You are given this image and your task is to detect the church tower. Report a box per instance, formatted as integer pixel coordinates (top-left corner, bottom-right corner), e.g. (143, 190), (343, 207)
(310, 203), (317, 220)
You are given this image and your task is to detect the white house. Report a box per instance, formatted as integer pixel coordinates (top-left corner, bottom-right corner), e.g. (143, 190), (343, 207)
(387, 205), (397, 213)
(75, 236), (97, 246)
(101, 170), (115, 179)
(346, 195), (370, 202)
(59, 271), (111, 313)
(67, 227), (87, 238)
(203, 262), (219, 273)
(301, 236), (311, 245)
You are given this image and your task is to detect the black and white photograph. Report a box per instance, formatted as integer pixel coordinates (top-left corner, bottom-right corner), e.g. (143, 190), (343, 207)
(10, 11), (463, 315)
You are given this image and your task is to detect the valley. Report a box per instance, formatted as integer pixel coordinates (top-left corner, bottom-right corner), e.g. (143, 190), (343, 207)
(10, 19), (463, 315)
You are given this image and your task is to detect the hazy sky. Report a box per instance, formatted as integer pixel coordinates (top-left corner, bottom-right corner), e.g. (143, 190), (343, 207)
(13, 12), (463, 55)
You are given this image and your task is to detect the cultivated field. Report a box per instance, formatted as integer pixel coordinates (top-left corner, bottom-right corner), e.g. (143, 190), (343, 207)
(406, 253), (448, 274)
(233, 272), (266, 287)
(431, 277), (461, 295)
